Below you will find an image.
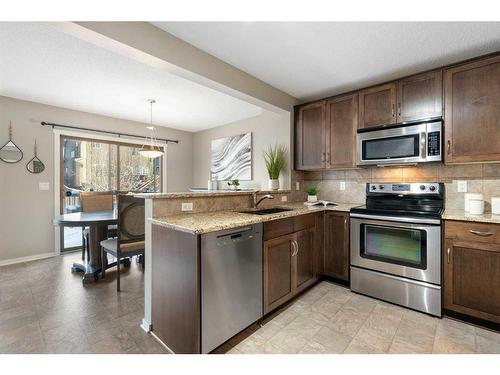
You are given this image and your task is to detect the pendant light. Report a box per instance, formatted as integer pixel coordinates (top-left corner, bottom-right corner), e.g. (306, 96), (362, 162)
(139, 99), (164, 158)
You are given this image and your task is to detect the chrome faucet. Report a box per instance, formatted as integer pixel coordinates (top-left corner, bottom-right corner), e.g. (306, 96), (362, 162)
(254, 194), (273, 208)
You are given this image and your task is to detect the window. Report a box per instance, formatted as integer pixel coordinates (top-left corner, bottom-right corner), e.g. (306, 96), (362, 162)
(60, 135), (163, 250)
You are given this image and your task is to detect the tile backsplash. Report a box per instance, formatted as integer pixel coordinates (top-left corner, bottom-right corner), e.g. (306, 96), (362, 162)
(292, 164), (500, 211)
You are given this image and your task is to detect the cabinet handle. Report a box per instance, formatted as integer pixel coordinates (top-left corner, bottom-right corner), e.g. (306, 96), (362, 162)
(291, 240), (298, 256)
(321, 152), (325, 162)
(447, 140), (451, 155)
(397, 102), (401, 117)
(391, 104), (395, 117)
(295, 240), (300, 256)
(469, 230), (494, 237)
(447, 247), (451, 264)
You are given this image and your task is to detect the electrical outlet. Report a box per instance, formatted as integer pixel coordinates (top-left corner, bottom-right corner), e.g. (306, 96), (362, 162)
(295, 181), (300, 191)
(181, 202), (193, 211)
(340, 181), (346, 191)
(281, 196), (288, 202)
(457, 180), (468, 193)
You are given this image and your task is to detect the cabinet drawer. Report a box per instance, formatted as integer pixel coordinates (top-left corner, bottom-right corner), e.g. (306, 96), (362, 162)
(445, 220), (500, 244)
(293, 213), (317, 232)
(263, 217), (294, 240)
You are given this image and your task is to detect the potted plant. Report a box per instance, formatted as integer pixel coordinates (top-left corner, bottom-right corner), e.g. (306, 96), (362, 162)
(263, 144), (287, 190)
(306, 186), (319, 203)
(227, 179), (240, 191)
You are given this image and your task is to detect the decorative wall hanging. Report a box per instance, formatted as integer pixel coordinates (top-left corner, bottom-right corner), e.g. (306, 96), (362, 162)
(0, 121), (23, 163)
(26, 139), (45, 174)
(211, 132), (252, 181)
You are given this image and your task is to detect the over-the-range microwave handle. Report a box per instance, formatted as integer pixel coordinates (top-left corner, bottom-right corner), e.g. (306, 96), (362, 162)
(420, 132), (427, 159)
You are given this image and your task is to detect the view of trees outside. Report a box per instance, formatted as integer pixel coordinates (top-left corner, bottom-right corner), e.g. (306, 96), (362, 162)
(63, 138), (161, 193)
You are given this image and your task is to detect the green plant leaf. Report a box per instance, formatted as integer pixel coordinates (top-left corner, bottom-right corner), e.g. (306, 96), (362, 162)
(263, 143), (287, 180)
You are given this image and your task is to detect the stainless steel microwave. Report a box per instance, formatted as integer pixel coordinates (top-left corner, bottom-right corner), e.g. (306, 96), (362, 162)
(357, 119), (442, 166)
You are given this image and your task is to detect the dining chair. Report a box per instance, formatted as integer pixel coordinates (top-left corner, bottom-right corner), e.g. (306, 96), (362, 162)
(80, 191), (115, 260)
(100, 194), (145, 292)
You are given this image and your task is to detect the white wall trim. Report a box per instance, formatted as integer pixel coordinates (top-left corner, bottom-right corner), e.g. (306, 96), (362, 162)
(53, 128), (168, 254)
(0, 252), (56, 267)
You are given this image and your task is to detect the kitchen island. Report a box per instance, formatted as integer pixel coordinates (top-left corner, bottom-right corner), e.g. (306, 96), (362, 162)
(138, 190), (360, 353)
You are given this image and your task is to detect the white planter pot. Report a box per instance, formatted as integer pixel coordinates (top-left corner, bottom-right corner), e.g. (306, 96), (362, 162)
(268, 179), (280, 190)
(307, 195), (318, 203)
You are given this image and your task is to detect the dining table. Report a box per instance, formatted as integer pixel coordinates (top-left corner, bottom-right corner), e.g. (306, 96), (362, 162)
(53, 210), (119, 284)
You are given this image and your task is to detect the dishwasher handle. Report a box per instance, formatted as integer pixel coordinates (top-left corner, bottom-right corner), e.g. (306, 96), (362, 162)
(216, 227), (253, 239)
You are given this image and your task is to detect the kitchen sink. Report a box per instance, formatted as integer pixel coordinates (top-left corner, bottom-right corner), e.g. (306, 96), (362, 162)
(238, 207), (294, 215)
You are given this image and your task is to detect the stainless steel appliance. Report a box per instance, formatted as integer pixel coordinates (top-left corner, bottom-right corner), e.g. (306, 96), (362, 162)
(357, 119), (442, 166)
(350, 182), (444, 316)
(200, 224), (263, 353)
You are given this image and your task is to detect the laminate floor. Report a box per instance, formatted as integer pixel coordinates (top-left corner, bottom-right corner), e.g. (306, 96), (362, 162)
(1, 254), (499, 354)
(0, 253), (168, 354)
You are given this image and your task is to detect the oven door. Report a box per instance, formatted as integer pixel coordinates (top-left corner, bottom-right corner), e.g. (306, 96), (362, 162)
(357, 123), (427, 166)
(350, 216), (441, 285)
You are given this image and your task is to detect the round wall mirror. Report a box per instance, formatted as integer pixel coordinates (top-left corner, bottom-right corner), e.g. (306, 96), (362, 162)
(0, 122), (23, 163)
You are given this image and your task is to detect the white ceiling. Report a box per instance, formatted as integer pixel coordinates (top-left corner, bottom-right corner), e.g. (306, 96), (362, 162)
(154, 22), (500, 101)
(0, 22), (262, 132)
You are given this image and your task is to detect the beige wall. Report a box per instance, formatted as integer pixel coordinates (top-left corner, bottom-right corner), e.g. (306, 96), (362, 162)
(192, 109), (291, 190)
(0, 95), (193, 262)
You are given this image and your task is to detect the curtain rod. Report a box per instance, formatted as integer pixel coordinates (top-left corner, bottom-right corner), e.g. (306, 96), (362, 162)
(41, 121), (180, 144)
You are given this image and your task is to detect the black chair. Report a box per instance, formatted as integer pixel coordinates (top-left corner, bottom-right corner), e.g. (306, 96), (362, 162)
(100, 194), (145, 292)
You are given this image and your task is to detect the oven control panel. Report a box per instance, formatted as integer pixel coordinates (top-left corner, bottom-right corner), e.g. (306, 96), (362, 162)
(368, 183), (441, 195)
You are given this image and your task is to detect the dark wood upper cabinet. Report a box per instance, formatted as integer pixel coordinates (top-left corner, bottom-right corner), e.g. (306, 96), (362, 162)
(444, 55), (500, 163)
(358, 82), (397, 129)
(323, 212), (349, 281)
(295, 101), (326, 169)
(397, 70), (443, 122)
(325, 94), (358, 169)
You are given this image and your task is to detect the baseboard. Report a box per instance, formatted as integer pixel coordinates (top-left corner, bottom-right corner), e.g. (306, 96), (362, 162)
(0, 252), (56, 267)
(140, 318), (152, 333)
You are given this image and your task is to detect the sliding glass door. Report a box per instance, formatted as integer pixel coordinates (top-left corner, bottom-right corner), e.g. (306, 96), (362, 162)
(60, 135), (163, 251)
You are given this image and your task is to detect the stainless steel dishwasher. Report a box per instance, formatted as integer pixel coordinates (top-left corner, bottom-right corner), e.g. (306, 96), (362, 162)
(201, 223), (263, 354)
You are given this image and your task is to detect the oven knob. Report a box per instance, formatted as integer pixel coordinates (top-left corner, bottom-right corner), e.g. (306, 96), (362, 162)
(371, 185), (377, 191)
(420, 185), (426, 191)
(429, 185), (436, 192)
(379, 185), (384, 190)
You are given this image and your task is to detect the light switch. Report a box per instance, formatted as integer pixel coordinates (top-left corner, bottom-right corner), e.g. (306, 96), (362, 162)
(295, 181), (300, 191)
(281, 196), (288, 202)
(39, 182), (50, 191)
(340, 181), (346, 191)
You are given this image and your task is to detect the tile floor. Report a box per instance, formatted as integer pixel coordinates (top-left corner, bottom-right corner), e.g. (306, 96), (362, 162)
(1, 254), (499, 354)
(229, 282), (500, 354)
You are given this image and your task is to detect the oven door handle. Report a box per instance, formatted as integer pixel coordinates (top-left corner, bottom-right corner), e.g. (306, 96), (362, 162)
(350, 213), (441, 225)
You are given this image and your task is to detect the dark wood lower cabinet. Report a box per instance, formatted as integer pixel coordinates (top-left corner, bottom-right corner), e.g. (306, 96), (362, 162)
(323, 212), (349, 281)
(263, 214), (321, 314)
(263, 233), (295, 314)
(444, 221), (500, 324)
(295, 228), (316, 293)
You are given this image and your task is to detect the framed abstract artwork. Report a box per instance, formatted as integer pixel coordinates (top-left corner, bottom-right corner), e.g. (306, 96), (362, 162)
(211, 132), (252, 181)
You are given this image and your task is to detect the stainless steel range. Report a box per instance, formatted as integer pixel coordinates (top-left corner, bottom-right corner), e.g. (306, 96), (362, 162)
(350, 182), (444, 317)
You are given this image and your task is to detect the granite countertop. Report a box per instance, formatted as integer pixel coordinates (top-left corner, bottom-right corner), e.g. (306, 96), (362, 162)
(150, 202), (361, 235)
(443, 209), (500, 225)
(135, 189), (291, 199)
